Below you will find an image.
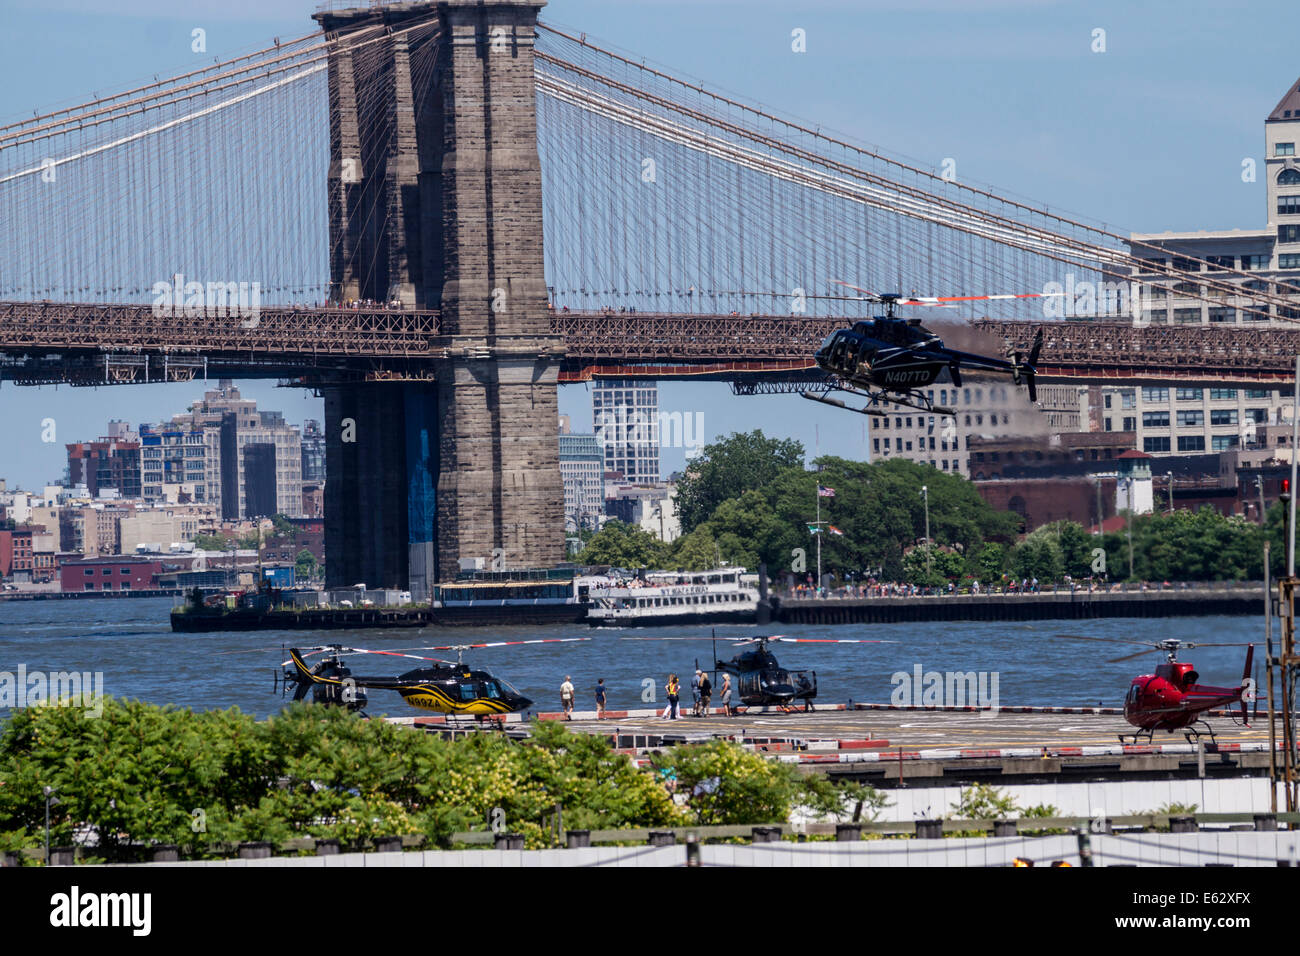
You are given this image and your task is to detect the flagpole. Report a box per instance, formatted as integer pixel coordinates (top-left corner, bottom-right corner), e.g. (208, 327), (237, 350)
(816, 487), (822, 593)
(815, 426), (821, 594)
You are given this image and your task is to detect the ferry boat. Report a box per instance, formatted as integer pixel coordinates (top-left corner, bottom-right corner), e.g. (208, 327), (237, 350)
(584, 567), (760, 627)
(430, 570), (589, 625)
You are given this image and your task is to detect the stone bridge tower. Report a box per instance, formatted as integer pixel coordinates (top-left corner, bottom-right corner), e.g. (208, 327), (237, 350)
(314, 0), (564, 598)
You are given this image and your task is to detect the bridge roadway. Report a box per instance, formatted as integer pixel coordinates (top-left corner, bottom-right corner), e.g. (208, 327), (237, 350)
(1, 303), (1297, 385)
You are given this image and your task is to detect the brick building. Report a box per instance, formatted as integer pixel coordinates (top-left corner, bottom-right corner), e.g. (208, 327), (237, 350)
(59, 555), (163, 592)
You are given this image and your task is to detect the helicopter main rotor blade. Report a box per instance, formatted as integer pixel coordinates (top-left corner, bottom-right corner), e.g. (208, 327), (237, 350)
(832, 279), (881, 299)
(904, 291), (1065, 304)
(765, 637), (897, 644)
(339, 648), (455, 663)
(1055, 633), (1158, 648)
(416, 637), (592, 651)
(834, 279), (1067, 307)
(1106, 649), (1161, 664)
(616, 636), (723, 641)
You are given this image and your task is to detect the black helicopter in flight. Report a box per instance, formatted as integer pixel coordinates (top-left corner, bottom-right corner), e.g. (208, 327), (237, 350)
(278, 638), (589, 716)
(802, 281), (1053, 417)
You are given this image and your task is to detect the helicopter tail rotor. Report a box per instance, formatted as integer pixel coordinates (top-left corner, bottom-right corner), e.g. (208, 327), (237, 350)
(1025, 328), (1043, 403)
(284, 647), (324, 702)
(1008, 328), (1044, 403)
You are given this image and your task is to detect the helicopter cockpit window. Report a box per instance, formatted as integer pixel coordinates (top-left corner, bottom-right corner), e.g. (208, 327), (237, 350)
(481, 681), (502, 699)
(460, 684), (478, 701)
(830, 334), (849, 368)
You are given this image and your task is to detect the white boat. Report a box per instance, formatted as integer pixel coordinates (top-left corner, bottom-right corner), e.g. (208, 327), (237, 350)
(584, 567), (760, 627)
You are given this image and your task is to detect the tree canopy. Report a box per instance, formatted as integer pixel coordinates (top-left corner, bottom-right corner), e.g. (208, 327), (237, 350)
(576, 430), (1275, 586)
(675, 430), (805, 533)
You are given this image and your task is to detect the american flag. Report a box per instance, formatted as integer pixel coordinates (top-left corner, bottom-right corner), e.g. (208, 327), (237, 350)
(817, 485), (836, 497)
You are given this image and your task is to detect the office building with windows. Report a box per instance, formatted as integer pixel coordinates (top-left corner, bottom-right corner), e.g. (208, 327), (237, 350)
(868, 376), (1074, 477)
(558, 429), (605, 531)
(592, 378), (660, 484)
(1101, 75), (1300, 456)
(1098, 385), (1285, 458)
(165, 381), (303, 518)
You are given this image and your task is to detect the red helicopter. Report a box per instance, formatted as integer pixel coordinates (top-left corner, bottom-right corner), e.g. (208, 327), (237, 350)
(1059, 635), (1255, 745)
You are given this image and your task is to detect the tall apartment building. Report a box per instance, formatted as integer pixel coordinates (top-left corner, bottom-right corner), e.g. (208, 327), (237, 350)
(165, 381), (303, 518)
(58, 505), (126, 557)
(558, 429), (604, 531)
(300, 419), (326, 483)
(140, 429), (208, 504)
(1102, 75), (1300, 456)
(593, 379), (660, 484)
(66, 438), (142, 499)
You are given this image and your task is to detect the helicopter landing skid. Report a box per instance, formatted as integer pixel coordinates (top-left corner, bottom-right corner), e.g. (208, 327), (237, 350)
(800, 383), (955, 418)
(1118, 726), (1156, 746)
(1182, 721), (1218, 748)
(800, 388), (886, 417)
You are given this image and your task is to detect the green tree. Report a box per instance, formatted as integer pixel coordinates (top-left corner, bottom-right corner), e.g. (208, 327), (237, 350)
(576, 520), (668, 569)
(295, 549), (319, 581)
(703, 490), (783, 571)
(193, 533), (231, 551)
(668, 526), (719, 571)
(271, 514), (295, 538)
(902, 545), (965, 586)
(666, 739), (801, 825)
(947, 783), (1020, 837)
(675, 430), (805, 533)
(1039, 520), (1095, 579)
(1011, 535), (1063, 583)
(966, 542), (1006, 583)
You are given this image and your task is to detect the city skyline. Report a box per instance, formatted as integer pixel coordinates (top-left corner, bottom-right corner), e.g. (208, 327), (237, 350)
(1, 1), (1297, 489)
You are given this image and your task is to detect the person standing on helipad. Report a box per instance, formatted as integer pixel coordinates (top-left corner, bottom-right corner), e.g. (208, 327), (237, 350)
(560, 675), (575, 720)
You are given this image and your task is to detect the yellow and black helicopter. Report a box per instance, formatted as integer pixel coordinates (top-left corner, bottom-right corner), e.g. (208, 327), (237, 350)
(278, 638), (589, 716)
(802, 281), (1053, 417)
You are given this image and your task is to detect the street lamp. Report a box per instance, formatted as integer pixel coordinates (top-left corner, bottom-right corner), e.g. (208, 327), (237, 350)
(1125, 477), (1134, 580)
(43, 786), (60, 866)
(920, 485), (932, 578)
(1093, 476), (1103, 535)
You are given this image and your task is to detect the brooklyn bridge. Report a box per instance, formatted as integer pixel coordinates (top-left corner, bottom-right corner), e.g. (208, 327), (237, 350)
(1, 0), (1296, 596)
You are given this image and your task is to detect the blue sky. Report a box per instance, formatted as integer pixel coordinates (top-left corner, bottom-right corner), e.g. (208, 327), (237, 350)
(0, 0), (1296, 488)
